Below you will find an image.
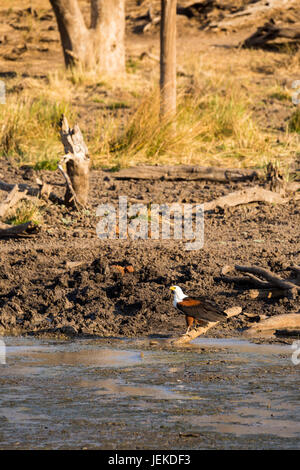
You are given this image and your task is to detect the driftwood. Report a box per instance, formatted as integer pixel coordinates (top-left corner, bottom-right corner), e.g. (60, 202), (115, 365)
(0, 221), (38, 238)
(111, 165), (262, 182)
(58, 115), (90, 208)
(171, 306), (242, 345)
(243, 313), (300, 337)
(204, 186), (289, 212)
(242, 20), (300, 48)
(125, 181), (298, 217)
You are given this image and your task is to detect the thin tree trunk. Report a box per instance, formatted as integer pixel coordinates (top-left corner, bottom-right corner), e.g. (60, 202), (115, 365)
(160, 0), (177, 119)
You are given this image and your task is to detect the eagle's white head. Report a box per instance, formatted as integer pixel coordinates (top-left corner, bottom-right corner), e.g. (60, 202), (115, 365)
(170, 285), (187, 305)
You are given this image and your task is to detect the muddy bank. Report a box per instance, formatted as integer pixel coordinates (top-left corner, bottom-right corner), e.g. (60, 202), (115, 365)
(0, 161), (299, 340)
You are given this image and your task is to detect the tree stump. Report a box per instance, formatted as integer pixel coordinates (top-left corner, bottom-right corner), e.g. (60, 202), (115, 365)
(58, 115), (90, 208)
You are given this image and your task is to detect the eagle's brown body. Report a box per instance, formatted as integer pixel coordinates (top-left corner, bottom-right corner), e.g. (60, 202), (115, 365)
(176, 296), (227, 329)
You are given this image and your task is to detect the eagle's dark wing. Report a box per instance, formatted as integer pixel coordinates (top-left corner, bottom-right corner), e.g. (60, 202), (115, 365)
(176, 296), (227, 323)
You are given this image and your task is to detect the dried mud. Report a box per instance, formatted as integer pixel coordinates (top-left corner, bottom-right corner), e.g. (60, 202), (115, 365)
(0, 160), (299, 340)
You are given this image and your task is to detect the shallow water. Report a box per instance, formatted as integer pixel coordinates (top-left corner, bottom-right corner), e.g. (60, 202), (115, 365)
(0, 336), (299, 449)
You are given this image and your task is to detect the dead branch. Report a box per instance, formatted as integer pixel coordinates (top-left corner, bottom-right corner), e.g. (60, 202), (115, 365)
(235, 265), (300, 293)
(215, 275), (273, 289)
(139, 51), (160, 62)
(0, 186), (35, 218)
(111, 165), (262, 182)
(142, 5), (160, 33)
(171, 306), (242, 345)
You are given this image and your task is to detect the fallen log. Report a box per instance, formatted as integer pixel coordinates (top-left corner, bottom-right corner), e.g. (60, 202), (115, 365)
(125, 182), (296, 215)
(204, 186), (288, 211)
(235, 265), (300, 293)
(111, 165), (262, 182)
(171, 306), (242, 345)
(243, 313), (300, 337)
(0, 221), (38, 238)
(243, 288), (292, 300)
(177, 1), (214, 19)
(209, 0), (295, 31)
(275, 329), (300, 338)
(242, 20), (300, 48)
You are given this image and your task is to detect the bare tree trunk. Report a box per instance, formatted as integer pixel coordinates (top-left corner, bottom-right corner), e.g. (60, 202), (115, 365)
(160, 0), (177, 119)
(49, 0), (125, 74)
(90, 0), (125, 74)
(49, 0), (92, 68)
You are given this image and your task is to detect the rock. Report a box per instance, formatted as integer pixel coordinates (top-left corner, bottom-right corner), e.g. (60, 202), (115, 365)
(125, 265), (134, 273)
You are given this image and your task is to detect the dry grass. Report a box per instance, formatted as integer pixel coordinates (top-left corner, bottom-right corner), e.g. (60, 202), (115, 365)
(0, 91), (76, 164)
(89, 47), (300, 169)
(289, 109), (300, 134)
(0, 34), (299, 171)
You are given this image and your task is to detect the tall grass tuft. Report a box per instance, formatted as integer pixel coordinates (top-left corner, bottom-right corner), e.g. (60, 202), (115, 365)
(96, 83), (270, 168)
(289, 109), (300, 133)
(0, 94), (76, 163)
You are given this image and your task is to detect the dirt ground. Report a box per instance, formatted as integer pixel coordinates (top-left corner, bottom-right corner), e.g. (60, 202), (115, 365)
(0, 1), (299, 340)
(0, 158), (299, 340)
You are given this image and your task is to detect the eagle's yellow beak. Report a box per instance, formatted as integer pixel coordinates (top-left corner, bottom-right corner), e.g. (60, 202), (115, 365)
(170, 286), (175, 291)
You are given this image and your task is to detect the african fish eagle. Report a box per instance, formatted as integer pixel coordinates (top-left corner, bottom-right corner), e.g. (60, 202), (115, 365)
(170, 285), (227, 333)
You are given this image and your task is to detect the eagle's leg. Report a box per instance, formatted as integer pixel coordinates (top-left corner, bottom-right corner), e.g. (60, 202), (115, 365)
(185, 315), (194, 334)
